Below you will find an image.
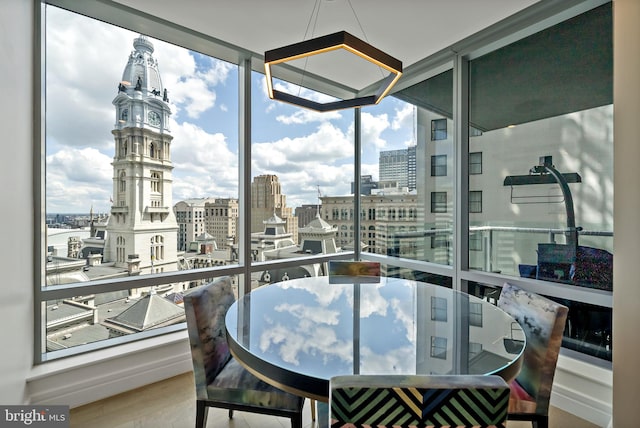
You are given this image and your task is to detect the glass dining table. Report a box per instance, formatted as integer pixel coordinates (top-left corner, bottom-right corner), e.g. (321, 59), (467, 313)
(225, 276), (524, 424)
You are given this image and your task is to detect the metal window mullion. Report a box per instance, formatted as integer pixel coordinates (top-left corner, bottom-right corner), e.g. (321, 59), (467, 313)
(452, 54), (471, 376)
(238, 56), (252, 298)
(354, 108), (361, 261)
(453, 54), (470, 293)
(34, 0), (46, 365)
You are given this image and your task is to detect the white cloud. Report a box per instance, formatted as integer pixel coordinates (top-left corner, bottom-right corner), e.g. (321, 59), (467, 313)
(46, 148), (113, 213)
(276, 109), (341, 125)
(252, 121), (357, 206)
(170, 120), (238, 199)
(253, 122), (351, 165)
(152, 43), (234, 119)
(392, 103), (415, 131)
(45, 8), (136, 151)
(45, 8), (239, 212)
(360, 111), (390, 150)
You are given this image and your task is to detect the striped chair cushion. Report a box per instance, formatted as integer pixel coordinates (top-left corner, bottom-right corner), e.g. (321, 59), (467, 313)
(330, 375), (510, 428)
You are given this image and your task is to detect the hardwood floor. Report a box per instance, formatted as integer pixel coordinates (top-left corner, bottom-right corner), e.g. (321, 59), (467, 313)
(70, 372), (600, 428)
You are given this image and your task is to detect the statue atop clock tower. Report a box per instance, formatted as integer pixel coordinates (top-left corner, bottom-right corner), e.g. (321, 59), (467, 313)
(106, 35), (179, 284)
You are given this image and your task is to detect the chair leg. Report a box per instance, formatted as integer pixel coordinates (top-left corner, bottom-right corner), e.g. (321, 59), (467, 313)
(532, 415), (549, 428)
(195, 400), (208, 428)
(311, 399), (316, 421)
(228, 409), (233, 419)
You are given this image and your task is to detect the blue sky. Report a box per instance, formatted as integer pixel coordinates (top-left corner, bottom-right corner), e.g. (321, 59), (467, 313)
(45, 5), (414, 214)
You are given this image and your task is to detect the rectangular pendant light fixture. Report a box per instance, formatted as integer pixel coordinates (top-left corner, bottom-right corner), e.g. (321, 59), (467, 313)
(264, 31), (402, 112)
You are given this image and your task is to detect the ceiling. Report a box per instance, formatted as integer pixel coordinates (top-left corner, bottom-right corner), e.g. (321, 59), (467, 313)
(112, 0), (540, 92)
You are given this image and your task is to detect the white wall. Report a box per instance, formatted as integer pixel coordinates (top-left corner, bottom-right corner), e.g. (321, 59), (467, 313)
(0, 0), (35, 405)
(612, 0), (640, 426)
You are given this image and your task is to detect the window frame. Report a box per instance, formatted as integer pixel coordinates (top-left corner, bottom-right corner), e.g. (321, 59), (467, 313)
(431, 118), (447, 141)
(469, 151), (482, 175)
(430, 336), (448, 359)
(35, 0), (613, 369)
(430, 191), (447, 213)
(431, 154), (447, 176)
(430, 296), (448, 321)
(469, 190), (482, 213)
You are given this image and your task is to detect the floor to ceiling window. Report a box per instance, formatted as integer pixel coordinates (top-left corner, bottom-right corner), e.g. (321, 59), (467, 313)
(37, 0), (613, 368)
(40, 4), (240, 359)
(465, 3), (613, 361)
(249, 74), (354, 285)
(389, 68), (455, 269)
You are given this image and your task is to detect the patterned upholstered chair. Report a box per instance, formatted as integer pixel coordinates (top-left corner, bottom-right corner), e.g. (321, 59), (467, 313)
(329, 374), (510, 428)
(183, 276), (305, 428)
(497, 282), (569, 428)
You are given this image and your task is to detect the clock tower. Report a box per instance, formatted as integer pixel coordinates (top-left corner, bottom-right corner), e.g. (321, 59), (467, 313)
(106, 35), (178, 282)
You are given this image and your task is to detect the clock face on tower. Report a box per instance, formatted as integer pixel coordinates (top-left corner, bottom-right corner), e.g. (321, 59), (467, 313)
(148, 110), (161, 127)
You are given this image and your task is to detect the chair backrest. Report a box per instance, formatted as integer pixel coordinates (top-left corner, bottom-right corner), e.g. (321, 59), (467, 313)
(497, 282), (568, 415)
(183, 276), (235, 399)
(330, 374), (510, 428)
(328, 260), (380, 277)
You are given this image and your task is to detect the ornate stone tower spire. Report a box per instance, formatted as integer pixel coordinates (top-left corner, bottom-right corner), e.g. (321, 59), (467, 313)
(106, 35), (178, 278)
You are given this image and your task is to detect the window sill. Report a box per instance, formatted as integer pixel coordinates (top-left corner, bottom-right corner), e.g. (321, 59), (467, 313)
(27, 330), (191, 407)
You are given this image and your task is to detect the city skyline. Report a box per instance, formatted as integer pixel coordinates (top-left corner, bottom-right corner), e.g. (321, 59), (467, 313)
(45, 5), (414, 215)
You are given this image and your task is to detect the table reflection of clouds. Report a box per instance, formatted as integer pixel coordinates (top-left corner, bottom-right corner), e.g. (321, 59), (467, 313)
(359, 345), (416, 374)
(255, 278), (421, 375)
(389, 297), (417, 343)
(256, 285), (354, 374)
(226, 276), (524, 399)
(358, 283), (389, 318)
(274, 303), (339, 326)
(277, 278), (351, 307)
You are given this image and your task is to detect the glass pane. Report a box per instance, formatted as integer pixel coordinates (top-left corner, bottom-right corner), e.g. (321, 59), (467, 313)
(45, 274), (243, 352)
(468, 281), (612, 361)
(251, 73), (354, 267)
(47, 285), (169, 352)
(45, 6), (239, 287)
(468, 4), (613, 291)
(361, 68), (454, 266)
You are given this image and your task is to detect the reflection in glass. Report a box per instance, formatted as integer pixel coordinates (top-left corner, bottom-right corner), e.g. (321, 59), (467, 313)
(227, 276), (524, 389)
(45, 281), (197, 352)
(467, 4), (613, 288)
(468, 281), (611, 361)
(45, 6), (240, 288)
(368, 68), (455, 266)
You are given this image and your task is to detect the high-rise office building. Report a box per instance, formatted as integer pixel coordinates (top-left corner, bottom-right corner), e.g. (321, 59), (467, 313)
(251, 174), (298, 243)
(204, 198), (238, 250)
(379, 146), (417, 191)
(174, 198), (216, 251)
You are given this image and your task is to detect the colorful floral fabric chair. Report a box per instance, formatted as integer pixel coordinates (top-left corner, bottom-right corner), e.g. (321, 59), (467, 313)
(329, 374), (510, 428)
(183, 276), (305, 428)
(498, 282), (569, 428)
